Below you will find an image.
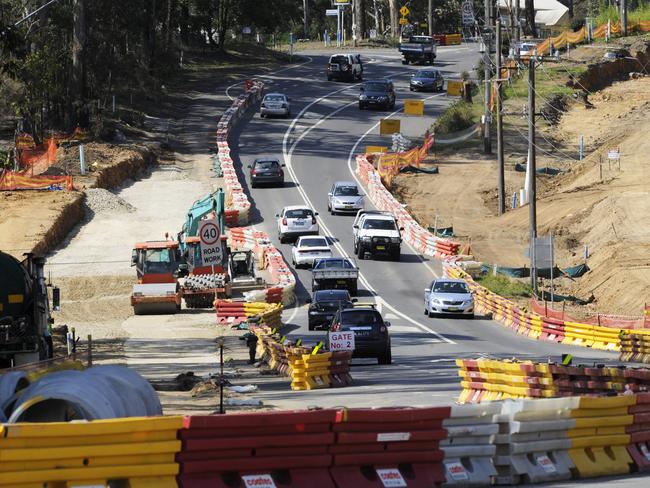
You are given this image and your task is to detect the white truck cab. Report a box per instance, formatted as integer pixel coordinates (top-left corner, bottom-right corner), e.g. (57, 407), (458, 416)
(352, 210), (403, 261)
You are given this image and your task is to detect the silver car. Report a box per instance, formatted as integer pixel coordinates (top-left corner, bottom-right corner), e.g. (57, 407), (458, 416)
(327, 181), (365, 215)
(424, 278), (474, 318)
(261, 93), (291, 118)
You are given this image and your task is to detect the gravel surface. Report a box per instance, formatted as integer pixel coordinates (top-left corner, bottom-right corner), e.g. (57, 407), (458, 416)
(84, 188), (136, 217)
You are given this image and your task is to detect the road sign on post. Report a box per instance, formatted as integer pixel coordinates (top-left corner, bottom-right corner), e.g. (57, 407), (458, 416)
(461, 0), (475, 26)
(399, 6), (410, 16)
(329, 331), (355, 351)
(198, 219), (222, 265)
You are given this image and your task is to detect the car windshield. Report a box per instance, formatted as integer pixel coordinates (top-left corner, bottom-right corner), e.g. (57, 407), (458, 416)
(330, 55), (349, 64)
(340, 310), (381, 326)
(364, 82), (389, 92)
(318, 300), (352, 312)
(362, 219), (396, 230)
(314, 259), (354, 269)
(409, 36), (432, 43)
(334, 185), (359, 196)
(255, 160), (279, 169)
(300, 238), (328, 247)
(144, 248), (175, 273)
(432, 281), (471, 294)
(416, 70), (437, 78)
(265, 95), (285, 102)
(285, 208), (313, 219)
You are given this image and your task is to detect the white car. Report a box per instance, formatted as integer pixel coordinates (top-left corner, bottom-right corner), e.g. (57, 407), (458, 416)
(424, 278), (474, 318)
(519, 42), (537, 58)
(328, 181), (364, 215)
(291, 236), (332, 268)
(277, 205), (319, 243)
(261, 93), (291, 118)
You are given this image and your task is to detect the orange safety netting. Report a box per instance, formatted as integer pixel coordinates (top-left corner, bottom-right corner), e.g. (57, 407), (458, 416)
(17, 138), (58, 176)
(0, 170), (74, 191)
(376, 135), (434, 186)
(531, 297), (650, 329)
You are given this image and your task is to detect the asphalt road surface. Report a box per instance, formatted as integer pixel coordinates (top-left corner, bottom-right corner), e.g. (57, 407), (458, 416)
(225, 46), (622, 410)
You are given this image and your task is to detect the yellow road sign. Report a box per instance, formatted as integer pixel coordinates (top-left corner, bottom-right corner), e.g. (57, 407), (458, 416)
(447, 80), (464, 96)
(404, 99), (424, 116)
(366, 146), (388, 154)
(400, 6), (410, 16)
(399, 18), (409, 25)
(379, 119), (401, 135)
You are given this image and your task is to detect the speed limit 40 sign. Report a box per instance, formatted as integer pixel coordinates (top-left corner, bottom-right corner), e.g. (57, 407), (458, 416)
(198, 219), (222, 265)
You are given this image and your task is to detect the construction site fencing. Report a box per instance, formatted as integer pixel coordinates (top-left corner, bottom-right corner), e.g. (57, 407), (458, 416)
(6, 393), (650, 485)
(216, 81), (264, 227)
(214, 300), (282, 327)
(531, 297), (650, 329)
(356, 154), (461, 259)
(375, 134), (434, 187)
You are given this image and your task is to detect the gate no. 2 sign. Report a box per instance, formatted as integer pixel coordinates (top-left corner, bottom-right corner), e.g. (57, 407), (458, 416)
(329, 331), (355, 351)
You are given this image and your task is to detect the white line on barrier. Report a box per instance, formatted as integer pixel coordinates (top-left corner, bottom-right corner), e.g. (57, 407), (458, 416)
(281, 84), (455, 345)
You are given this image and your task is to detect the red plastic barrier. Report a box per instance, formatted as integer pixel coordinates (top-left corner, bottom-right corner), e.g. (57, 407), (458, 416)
(329, 407), (450, 487)
(627, 393), (650, 471)
(177, 410), (338, 488)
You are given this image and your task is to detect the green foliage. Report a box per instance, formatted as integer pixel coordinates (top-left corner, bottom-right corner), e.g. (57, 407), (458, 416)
(596, 2), (650, 25)
(476, 274), (533, 298)
(434, 100), (476, 134)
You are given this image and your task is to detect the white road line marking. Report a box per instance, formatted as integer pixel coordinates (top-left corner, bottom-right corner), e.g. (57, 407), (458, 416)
(281, 84), (455, 345)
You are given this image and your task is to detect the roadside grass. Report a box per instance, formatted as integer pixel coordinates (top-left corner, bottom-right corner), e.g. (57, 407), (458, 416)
(476, 273), (533, 298)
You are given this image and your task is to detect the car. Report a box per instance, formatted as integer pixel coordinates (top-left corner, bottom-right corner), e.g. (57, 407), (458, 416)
(260, 93), (291, 118)
(518, 42), (538, 58)
(276, 205), (319, 243)
(248, 157), (284, 188)
(359, 79), (396, 110)
(327, 53), (363, 81)
(352, 210), (403, 261)
(329, 305), (392, 365)
(424, 278), (474, 318)
(327, 181), (364, 214)
(604, 50), (626, 59)
(306, 289), (355, 330)
(410, 69), (444, 92)
(291, 236), (332, 268)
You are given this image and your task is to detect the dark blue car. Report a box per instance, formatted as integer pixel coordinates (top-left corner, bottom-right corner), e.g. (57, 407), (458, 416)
(409, 69), (444, 92)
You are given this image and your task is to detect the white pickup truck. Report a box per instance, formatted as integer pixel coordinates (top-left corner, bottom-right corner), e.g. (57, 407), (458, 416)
(352, 210), (403, 261)
(399, 35), (437, 65)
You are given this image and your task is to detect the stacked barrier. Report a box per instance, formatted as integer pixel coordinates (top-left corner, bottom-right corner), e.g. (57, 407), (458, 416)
(216, 82), (264, 226)
(568, 396), (635, 478)
(620, 330), (650, 364)
(214, 300), (282, 326)
(329, 407), (450, 487)
(177, 410), (338, 487)
(357, 154), (461, 259)
(494, 398), (577, 484)
(626, 392), (650, 471)
(456, 358), (650, 403)
(0, 416), (182, 487)
(290, 351), (353, 390)
(441, 403), (499, 486)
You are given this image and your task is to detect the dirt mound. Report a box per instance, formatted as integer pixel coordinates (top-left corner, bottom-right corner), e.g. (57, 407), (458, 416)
(84, 188), (136, 217)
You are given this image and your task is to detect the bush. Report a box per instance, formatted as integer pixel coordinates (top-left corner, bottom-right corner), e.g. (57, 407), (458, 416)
(476, 273), (532, 298)
(434, 100), (475, 135)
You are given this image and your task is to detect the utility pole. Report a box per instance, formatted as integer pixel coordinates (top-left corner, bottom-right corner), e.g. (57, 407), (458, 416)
(428, 0), (433, 36)
(527, 58), (537, 293)
(621, 0), (627, 36)
(483, 0), (492, 154)
(303, 0), (309, 40)
(515, 0), (521, 43)
(496, 20), (505, 215)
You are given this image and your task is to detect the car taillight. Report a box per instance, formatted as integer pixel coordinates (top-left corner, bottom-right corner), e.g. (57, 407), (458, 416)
(251, 169), (257, 175)
(282, 218), (287, 225)
(312, 217), (317, 225)
(279, 169), (284, 176)
(332, 323), (340, 332)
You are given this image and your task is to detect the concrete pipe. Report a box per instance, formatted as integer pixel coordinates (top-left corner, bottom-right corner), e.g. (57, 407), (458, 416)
(7, 365), (161, 423)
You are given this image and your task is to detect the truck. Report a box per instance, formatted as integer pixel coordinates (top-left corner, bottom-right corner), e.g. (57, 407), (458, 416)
(353, 210), (403, 261)
(311, 257), (359, 295)
(399, 35), (437, 65)
(0, 251), (57, 367)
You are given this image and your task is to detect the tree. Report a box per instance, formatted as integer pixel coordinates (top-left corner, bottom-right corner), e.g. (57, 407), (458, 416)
(525, 0), (537, 36)
(388, 0), (399, 38)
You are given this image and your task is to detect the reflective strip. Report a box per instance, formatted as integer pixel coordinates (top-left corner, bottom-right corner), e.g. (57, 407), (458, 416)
(8, 294), (24, 304)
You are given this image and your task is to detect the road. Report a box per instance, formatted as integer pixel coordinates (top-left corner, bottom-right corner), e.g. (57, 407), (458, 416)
(227, 46), (621, 408)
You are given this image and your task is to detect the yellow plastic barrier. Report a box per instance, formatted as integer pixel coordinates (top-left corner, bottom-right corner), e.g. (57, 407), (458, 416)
(366, 145), (388, 153)
(379, 118), (401, 135)
(0, 417), (182, 487)
(445, 34), (462, 45)
(404, 99), (424, 115)
(446, 80), (463, 96)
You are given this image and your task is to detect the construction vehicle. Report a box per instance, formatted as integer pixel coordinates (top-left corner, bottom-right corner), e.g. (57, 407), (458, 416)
(228, 249), (265, 293)
(0, 251), (56, 367)
(130, 240), (185, 315)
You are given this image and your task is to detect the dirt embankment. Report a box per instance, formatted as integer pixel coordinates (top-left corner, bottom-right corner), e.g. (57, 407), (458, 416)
(393, 58), (650, 316)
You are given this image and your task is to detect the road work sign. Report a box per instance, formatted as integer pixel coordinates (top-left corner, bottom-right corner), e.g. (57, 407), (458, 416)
(404, 99), (424, 115)
(198, 219), (222, 265)
(399, 6), (410, 16)
(329, 331), (355, 351)
(380, 119), (401, 135)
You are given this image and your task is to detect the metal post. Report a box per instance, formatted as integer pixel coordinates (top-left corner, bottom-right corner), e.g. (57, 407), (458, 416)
(218, 338), (225, 414)
(79, 144), (85, 175)
(496, 20), (505, 215)
(621, 0), (627, 36)
(579, 135), (584, 160)
(515, 0), (520, 43)
(112, 95), (116, 113)
(550, 234), (554, 304)
(528, 58), (537, 294)
(87, 334), (93, 367)
(428, 0), (433, 36)
(483, 0), (492, 155)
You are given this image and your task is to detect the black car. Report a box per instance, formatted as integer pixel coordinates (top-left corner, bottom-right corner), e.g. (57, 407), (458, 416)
(410, 69), (444, 92)
(248, 157), (285, 188)
(330, 306), (392, 364)
(359, 80), (396, 110)
(306, 289), (354, 330)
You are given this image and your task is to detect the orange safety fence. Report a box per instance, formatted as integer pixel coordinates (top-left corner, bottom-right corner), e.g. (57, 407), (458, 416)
(531, 297), (650, 329)
(0, 170), (74, 191)
(18, 138), (58, 176)
(376, 134), (434, 186)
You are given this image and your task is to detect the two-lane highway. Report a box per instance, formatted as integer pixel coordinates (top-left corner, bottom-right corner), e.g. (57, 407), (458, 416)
(228, 46), (620, 408)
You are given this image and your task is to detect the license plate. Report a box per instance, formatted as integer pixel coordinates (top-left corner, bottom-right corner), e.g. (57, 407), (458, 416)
(376, 245), (385, 250)
(294, 221), (305, 226)
(337, 280), (347, 284)
(448, 307), (458, 311)
(345, 205), (353, 209)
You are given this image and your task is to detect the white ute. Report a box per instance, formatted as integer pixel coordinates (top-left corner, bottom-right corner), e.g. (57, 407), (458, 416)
(352, 210), (403, 261)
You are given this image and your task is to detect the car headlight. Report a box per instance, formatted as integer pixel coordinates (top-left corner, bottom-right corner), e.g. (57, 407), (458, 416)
(379, 96), (388, 101)
(333, 198), (343, 204)
(360, 95), (368, 100)
(390, 237), (401, 243)
(309, 311), (318, 315)
(362, 236), (371, 242)
(430, 298), (441, 305)
(464, 299), (474, 306)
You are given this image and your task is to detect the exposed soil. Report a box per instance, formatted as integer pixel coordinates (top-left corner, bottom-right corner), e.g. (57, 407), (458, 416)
(394, 72), (650, 317)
